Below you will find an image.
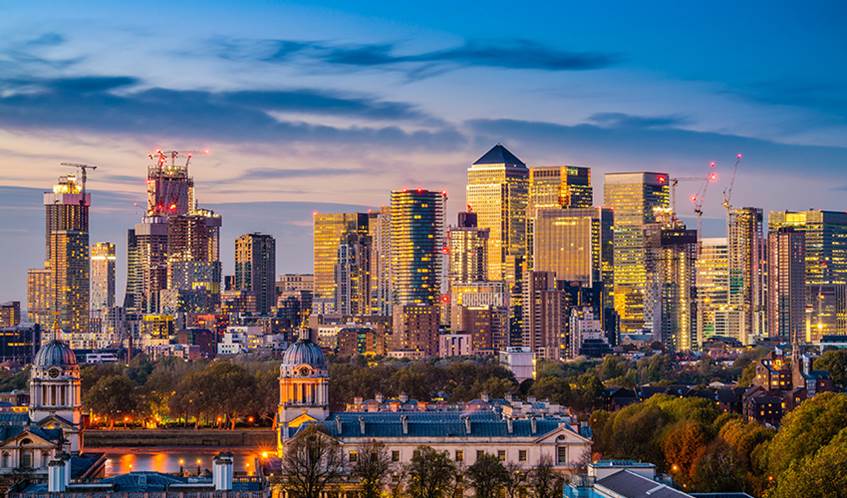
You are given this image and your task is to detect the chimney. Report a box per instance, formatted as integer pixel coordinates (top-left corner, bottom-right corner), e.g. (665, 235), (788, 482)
(375, 393), (384, 403)
(358, 416), (366, 435)
(481, 392), (489, 402)
(530, 416), (537, 435)
(463, 416), (472, 435)
(64, 453), (72, 486)
(212, 452), (234, 491)
(399, 393), (409, 403)
(506, 417), (513, 434)
(48, 458), (66, 493)
(400, 415), (409, 435)
(335, 416), (343, 434)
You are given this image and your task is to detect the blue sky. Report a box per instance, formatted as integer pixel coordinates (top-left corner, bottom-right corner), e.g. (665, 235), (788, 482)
(1, 0), (846, 302)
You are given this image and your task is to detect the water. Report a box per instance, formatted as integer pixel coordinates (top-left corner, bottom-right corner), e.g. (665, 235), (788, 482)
(99, 447), (275, 476)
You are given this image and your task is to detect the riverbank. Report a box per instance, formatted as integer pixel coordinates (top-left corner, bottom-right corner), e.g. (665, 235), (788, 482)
(85, 428), (276, 448)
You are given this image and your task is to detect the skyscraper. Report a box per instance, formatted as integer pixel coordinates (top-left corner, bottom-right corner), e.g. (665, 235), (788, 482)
(604, 172), (670, 333)
(369, 207), (392, 316)
(769, 210), (847, 285)
(523, 271), (566, 360)
(49, 230), (90, 334)
(528, 165), (592, 212)
(335, 232), (372, 316)
(44, 174), (90, 260)
(696, 237), (731, 341)
(26, 268), (51, 327)
(728, 207), (766, 343)
(235, 233), (276, 314)
(656, 225), (698, 351)
(767, 228), (806, 341)
(90, 242), (116, 315)
(389, 188), (446, 306)
(466, 145), (529, 281)
(313, 212), (369, 310)
(531, 207), (613, 286)
(447, 210), (489, 285)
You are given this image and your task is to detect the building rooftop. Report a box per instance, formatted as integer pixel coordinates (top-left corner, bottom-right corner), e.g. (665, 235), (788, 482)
(595, 470), (691, 498)
(15, 471), (266, 495)
(472, 144), (525, 167)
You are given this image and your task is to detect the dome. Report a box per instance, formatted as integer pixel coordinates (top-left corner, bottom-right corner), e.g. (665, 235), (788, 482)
(281, 337), (327, 370)
(34, 339), (78, 368)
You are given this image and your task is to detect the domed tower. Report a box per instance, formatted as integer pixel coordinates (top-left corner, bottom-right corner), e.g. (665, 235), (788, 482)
(278, 333), (330, 429)
(29, 339), (82, 453)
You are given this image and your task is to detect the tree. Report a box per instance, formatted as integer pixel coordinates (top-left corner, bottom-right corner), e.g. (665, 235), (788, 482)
(279, 425), (345, 498)
(503, 462), (529, 498)
(527, 457), (563, 498)
(467, 453), (509, 498)
(814, 350), (847, 388)
(529, 375), (571, 405)
(85, 374), (137, 429)
(350, 441), (393, 498)
(406, 446), (456, 498)
(661, 420), (709, 487)
(768, 427), (847, 498)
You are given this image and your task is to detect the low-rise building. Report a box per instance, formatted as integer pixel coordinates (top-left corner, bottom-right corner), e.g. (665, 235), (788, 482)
(499, 347), (535, 383)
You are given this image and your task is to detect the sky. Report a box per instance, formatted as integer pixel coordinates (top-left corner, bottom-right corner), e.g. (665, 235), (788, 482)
(1, 0), (846, 302)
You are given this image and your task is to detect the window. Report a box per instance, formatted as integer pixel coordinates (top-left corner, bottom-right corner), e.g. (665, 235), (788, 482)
(391, 450), (400, 462)
(557, 446), (567, 465)
(349, 450), (358, 463)
(1, 452), (8, 468)
(497, 450), (506, 461)
(518, 450), (527, 462)
(455, 450), (463, 462)
(21, 451), (32, 469)
(476, 450), (484, 460)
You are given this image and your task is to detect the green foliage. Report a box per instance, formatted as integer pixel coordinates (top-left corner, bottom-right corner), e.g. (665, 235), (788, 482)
(814, 349), (847, 388)
(85, 374), (138, 428)
(767, 427), (847, 498)
(466, 453), (509, 498)
(406, 446), (456, 498)
(0, 366), (29, 391)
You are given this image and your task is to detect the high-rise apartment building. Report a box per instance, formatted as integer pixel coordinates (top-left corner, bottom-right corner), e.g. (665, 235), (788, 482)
(656, 226), (698, 351)
(49, 230), (90, 334)
(0, 301), (20, 328)
(390, 304), (440, 357)
(132, 216), (169, 313)
(728, 207), (766, 343)
(44, 175), (90, 260)
(696, 238), (731, 341)
(235, 233), (276, 314)
(335, 232), (372, 316)
(313, 212), (369, 309)
(447, 210), (489, 285)
(90, 242), (116, 315)
(769, 210), (847, 286)
(389, 189), (446, 307)
(767, 228), (806, 341)
(369, 207), (392, 316)
(603, 172), (670, 333)
(523, 271), (566, 361)
(26, 268), (51, 326)
(466, 145), (529, 281)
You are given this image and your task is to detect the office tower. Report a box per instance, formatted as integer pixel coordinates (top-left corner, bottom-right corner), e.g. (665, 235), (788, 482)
(523, 271), (566, 360)
(132, 216), (169, 313)
(806, 284), (847, 342)
(335, 232), (372, 316)
(696, 238), (731, 341)
(528, 165), (593, 212)
(728, 207), (766, 343)
(369, 207), (392, 316)
(123, 228), (142, 313)
(767, 228), (806, 341)
(466, 144), (529, 281)
(656, 226), (698, 351)
(604, 172), (670, 333)
(26, 268), (51, 326)
(447, 210), (489, 285)
(532, 207), (613, 286)
(0, 301), (20, 328)
(390, 304), (440, 357)
(90, 242), (116, 315)
(769, 210), (847, 285)
(389, 188), (446, 306)
(49, 230), (90, 334)
(313, 212), (369, 309)
(235, 233), (276, 314)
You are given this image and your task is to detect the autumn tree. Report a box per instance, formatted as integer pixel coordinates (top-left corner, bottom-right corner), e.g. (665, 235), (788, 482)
(768, 427), (847, 498)
(527, 457), (563, 498)
(279, 425), (345, 498)
(85, 374), (138, 429)
(406, 446), (456, 498)
(661, 420), (709, 487)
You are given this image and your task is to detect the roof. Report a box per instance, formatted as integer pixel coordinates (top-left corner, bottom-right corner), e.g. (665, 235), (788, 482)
(289, 410), (577, 440)
(0, 424), (62, 443)
(281, 337), (327, 370)
(18, 471), (265, 494)
(34, 339), (78, 368)
(472, 144), (525, 167)
(595, 470), (691, 498)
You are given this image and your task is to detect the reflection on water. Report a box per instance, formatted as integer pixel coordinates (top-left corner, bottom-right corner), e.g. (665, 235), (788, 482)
(101, 448), (273, 476)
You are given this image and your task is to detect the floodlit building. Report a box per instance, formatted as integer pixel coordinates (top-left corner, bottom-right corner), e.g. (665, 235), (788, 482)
(696, 237), (731, 342)
(313, 212), (369, 310)
(604, 172), (670, 334)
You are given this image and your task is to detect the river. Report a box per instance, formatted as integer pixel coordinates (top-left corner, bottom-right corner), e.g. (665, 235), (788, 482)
(99, 448), (274, 476)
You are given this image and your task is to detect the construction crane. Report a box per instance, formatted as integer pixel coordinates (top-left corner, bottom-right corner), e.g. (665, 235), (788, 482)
(148, 149), (208, 170)
(670, 162), (718, 236)
(721, 153), (744, 214)
(60, 162), (98, 202)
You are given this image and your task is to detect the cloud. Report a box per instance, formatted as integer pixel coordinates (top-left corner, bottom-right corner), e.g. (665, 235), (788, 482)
(724, 81), (847, 123)
(0, 32), (83, 73)
(588, 112), (690, 129)
(217, 37), (620, 79)
(234, 166), (373, 181)
(0, 75), (465, 149)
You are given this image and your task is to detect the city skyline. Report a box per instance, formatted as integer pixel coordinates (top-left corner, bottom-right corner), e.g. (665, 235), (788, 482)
(2, 1), (847, 303)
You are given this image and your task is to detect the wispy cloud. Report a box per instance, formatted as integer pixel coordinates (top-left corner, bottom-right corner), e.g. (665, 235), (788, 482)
(216, 37), (621, 79)
(588, 112), (691, 129)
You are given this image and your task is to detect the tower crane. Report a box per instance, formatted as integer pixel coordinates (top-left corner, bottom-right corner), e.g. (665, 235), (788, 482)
(721, 153), (744, 214)
(60, 162), (98, 202)
(148, 149), (208, 170)
(670, 161), (718, 236)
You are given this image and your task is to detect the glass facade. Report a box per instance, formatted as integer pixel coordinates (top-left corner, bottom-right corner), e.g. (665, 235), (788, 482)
(312, 212), (369, 302)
